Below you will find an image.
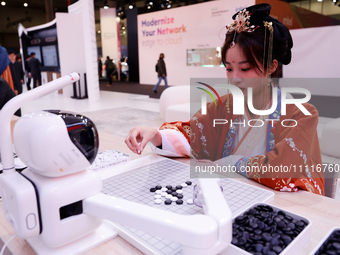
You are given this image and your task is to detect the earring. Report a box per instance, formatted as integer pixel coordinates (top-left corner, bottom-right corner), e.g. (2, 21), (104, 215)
(268, 78), (272, 87)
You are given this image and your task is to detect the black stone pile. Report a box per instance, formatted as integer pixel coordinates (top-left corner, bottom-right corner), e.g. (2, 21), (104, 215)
(314, 229), (340, 255)
(232, 204), (308, 254)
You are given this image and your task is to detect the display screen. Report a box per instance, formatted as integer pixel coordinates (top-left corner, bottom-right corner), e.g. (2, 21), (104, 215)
(42, 45), (58, 67)
(27, 46), (42, 62)
(187, 47), (222, 67)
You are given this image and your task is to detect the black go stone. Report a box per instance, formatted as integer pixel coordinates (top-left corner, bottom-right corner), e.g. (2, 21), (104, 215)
(166, 190), (172, 194)
(271, 238), (279, 246)
(250, 222), (258, 229)
(255, 243), (263, 252)
(267, 251), (277, 255)
(277, 220), (286, 228)
(185, 181), (192, 185)
(155, 185), (162, 190)
(231, 205), (309, 254)
(171, 192), (178, 196)
(164, 199), (172, 205)
(176, 194), (183, 199)
(150, 188), (156, 192)
(176, 185), (182, 189)
(176, 199), (183, 205)
(171, 188), (177, 192)
(278, 210), (286, 217)
(314, 230), (340, 255)
(287, 222), (295, 230)
(333, 242), (340, 249)
(166, 185), (172, 189)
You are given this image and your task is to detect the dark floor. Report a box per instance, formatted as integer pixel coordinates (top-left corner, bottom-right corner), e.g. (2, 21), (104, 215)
(99, 78), (166, 99)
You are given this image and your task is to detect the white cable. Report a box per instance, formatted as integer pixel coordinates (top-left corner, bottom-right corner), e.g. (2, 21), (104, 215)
(0, 234), (17, 255)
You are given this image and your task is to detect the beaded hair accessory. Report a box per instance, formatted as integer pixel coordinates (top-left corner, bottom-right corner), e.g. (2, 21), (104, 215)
(226, 9), (258, 48)
(225, 7), (275, 111)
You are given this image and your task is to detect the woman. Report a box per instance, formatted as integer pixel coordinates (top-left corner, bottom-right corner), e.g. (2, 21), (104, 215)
(153, 53), (168, 93)
(125, 4), (324, 195)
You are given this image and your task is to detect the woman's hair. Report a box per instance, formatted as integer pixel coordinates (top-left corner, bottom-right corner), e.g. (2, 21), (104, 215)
(221, 4), (293, 78)
(159, 53), (164, 59)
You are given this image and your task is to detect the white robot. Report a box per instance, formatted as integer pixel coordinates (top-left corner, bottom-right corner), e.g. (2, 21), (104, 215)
(0, 73), (232, 254)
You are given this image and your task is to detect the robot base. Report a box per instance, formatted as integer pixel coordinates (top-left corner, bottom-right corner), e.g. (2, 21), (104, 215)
(26, 220), (117, 255)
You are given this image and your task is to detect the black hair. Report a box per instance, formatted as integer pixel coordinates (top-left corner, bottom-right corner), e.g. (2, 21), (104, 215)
(221, 4), (293, 78)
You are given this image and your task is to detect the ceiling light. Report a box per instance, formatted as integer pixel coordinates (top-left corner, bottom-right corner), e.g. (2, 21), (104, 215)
(23, 3), (28, 7)
(104, 1), (109, 9)
(147, 6), (150, 9)
(129, 4), (133, 9)
(149, 2), (153, 5)
(98, 30), (101, 33)
(317, 0), (322, 2)
(167, 4), (171, 8)
(1, 1), (6, 6)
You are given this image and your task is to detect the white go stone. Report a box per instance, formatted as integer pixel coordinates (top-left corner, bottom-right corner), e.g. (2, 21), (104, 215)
(187, 199), (193, 205)
(165, 194), (172, 199)
(181, 183), (188, 188)
(154, 199), (162, 204)
(170, 196), (178, 202)
(161, 192), (167, 197)
(155, 190), (162, 194)
(161, 187), (167, 192)
(176, 190), (183, 194)
(154, 195), (161, 199)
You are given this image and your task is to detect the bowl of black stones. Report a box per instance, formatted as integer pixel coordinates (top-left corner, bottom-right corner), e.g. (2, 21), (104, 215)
(311, 227), (340, 255)
(225, 203), (311, 255)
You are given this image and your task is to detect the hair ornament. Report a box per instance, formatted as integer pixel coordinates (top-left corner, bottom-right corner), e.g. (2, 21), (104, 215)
(263, 21), (273, 31)
(226, 9), (259, 48)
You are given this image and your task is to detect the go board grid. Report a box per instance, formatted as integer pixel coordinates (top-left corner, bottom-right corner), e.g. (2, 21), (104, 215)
(102, 158), (274, 255)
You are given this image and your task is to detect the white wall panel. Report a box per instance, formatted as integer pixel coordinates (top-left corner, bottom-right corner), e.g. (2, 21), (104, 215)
(56, 0), (100, 103)
(137, 0), (254, 86)
(100, 8), (120, 62)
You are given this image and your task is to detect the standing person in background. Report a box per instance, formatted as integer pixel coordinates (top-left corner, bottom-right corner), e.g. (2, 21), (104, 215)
(0, 46), (21, 116)
(98, 57), (103, 78)
(28, 52), (41, 88)
(8, 51), (23, 95)
(103, 56), (115, 87)
(25, 55), (32, 91)
(120, 57), (129, 81)
(16, 54), (24, 91)
(153, 53), (168, 93)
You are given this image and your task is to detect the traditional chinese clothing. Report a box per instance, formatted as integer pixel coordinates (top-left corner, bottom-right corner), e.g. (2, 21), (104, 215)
(152, 88), (324, 195)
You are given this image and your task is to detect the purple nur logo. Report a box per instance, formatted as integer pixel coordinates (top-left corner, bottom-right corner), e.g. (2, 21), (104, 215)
(196, 83), (312, 128)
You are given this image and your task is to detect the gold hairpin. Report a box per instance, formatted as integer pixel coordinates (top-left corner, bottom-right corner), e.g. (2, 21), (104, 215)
(226, 9), (258, 48)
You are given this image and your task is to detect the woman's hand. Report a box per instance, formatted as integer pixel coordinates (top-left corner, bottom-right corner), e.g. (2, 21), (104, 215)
(125, 127), (162, 154)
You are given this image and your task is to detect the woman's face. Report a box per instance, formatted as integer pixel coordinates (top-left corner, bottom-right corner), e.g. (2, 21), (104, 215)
(225, 44), (266, 99)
